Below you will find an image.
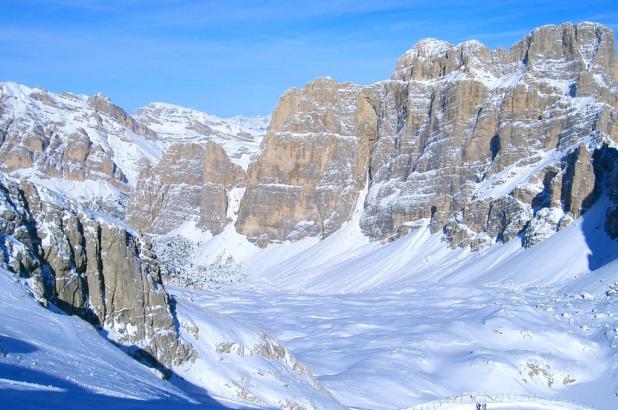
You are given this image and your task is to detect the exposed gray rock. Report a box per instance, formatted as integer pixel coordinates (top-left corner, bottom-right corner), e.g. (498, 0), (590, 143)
(235, 77), (377, 244)
(590, 144), (618, 239)
(87, 94), (156, 139)
(231, 22), (618, 249)
(362, 22), (618, 244)
(523, 208), (573, 247)
(127, 141), (245, 235)
(0, 175), (194, 369)
(561, 145), (597, 219)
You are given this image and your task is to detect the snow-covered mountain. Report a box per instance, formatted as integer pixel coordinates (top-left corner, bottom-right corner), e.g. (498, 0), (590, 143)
(130, 22), (618, 291)
(134, 102), (269, 170)
(1, 21), (618, 410)
(0, 82), (268, 217)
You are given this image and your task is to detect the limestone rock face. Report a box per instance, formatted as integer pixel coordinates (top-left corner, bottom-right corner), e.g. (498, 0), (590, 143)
(0, 116), (127, 185)
(443, 196), (532, 250)
(128, 141), (245, 235)
(0, 175), (193, 368)
(561, 145), (597, 219)
(591, 145), (618, 239)
(235, 77), (378, 244)
(87, 94), (156, 139)
(237, 22), (618, 249)
(0, 83), (267, 227)
(0, 82), (165, 217)
(0, 84), (161, 187)
(362, 22), (618, 245)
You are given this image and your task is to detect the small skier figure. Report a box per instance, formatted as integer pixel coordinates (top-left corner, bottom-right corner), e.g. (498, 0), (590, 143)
(476, 403), (481, 410)
(482, 403), (487, 410)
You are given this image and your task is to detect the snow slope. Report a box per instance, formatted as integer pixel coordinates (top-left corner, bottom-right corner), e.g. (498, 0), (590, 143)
(245, 196), (618, 295)
(161, 176), (617, 295)
(0, 266), (343, 409)
(2, 124), (616, 410)
(0, 268), (209, 409)
(172, 288), (343, 409)
(168, 193), (618, 409)
(190, 283), (617, 409)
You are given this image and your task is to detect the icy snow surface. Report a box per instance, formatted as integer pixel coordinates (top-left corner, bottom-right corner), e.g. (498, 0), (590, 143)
(2, 177), (617, 410)
(136, 175), (618, 408)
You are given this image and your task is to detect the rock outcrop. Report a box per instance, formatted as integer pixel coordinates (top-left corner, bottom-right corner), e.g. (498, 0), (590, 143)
(87, 94), (157, 140)
(591, 144), (618, 239)
(362, 22), (617, 245)
(0, 82), (164, 217)
(127, 141), (245, 235)
(0, 84), (162, 187)
(0, 82), (269, 226)
(0, 174), (193, 368)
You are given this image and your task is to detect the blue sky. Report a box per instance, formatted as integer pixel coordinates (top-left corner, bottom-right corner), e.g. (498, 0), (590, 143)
(1, 0), (617, 117)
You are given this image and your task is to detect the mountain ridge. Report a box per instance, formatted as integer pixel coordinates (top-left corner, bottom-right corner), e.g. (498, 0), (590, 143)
(0, 21), (617, 409)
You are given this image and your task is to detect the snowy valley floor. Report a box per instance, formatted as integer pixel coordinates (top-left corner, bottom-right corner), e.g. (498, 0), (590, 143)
(171, 282), (617, 410)
(3, 266), (615, 409)
(166, 199), (618, 409)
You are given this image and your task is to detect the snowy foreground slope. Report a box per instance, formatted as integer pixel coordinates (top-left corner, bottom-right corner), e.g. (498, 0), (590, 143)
(3, 176), (615, 409)
(0, 266), (341, 409)
(0, 268), (205, 410)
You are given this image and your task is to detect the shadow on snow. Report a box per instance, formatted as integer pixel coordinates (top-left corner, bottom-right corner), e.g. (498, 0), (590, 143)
(0, 336), (248, 410)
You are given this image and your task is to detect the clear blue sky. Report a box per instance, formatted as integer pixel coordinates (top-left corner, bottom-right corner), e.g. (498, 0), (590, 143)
(1, 1), (616, 117)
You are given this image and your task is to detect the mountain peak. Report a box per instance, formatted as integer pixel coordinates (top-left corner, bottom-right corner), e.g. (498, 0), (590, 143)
(407, 38), (452, 58)
(392, 21), (617, 82)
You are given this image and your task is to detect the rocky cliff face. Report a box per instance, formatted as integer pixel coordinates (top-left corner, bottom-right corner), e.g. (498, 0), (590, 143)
(234, 22), (618, 249)
(0, 84), (163, 187)
(362, 22), (618, 248)
(127, 141), (245, 235)
(0, 83), (165, 217)
(235, 77), (377, 244)
(0, 83), (268, 222)
(0, 175), (193, 368)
